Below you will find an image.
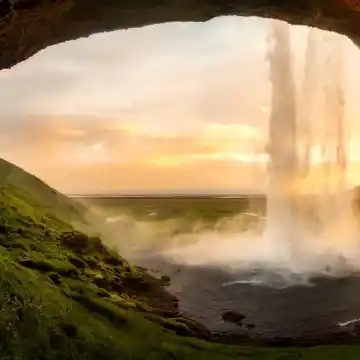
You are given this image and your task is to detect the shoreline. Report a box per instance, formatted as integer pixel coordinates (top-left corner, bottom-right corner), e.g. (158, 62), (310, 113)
(209, 328), (360, 347)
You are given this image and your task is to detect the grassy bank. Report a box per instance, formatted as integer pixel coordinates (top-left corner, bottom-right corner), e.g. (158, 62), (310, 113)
(1, 161), (360, 358)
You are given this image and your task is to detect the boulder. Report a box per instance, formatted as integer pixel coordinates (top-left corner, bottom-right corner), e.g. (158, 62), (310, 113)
(221, 311), (246, 326)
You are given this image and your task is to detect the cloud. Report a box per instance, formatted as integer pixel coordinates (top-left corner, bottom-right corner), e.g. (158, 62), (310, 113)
(0, 114), (268, 192)
(29, 160), (265, 195)
(0, 16), (273, 119)
(1, 17), (360, 193)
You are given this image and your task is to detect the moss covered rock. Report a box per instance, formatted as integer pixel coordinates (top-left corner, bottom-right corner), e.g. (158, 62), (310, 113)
(222, 311), (246, 326)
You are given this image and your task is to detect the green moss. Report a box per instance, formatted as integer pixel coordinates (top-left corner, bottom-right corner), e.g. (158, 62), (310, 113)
(108, 293), (142, 310)
(2, 161), (360, 358)
(19, 257), (78, 276)
(68, 255), (87, 270)
(144, 313), (193, 337)
(70, 294), (129, 327)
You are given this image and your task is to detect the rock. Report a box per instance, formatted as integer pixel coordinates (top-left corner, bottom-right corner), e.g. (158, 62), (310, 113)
(221, 311), (246, 325)
(68, 256), (87, 270)
(246, 323), (256, 330)
(16, 227), (26, 236)
(92, 277), (111, 291)
(143, 314), (195, 338)
(65, 268), (80, 279)
(97, 289), (110, 298)
(49, 272), (61, 285)
(93, 276), (124, 294)
(83, 256), (99, 269)
(44, 229), (52, 236)
(121, 275), (152, 293)
(173, 316), (213, 340)
(59, 231), (105, 254)
(103, 253), (125, 266)
(111, 278), (124, 293)
(59, 232), (89, 252)
(60, 323), (78, 338)
(148, 308), (180, 318)
(19, 258), (53, 272)
(160, 275), (171, 286)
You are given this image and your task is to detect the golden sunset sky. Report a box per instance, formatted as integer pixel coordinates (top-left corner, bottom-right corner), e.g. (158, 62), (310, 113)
(1, 16), (360, 194)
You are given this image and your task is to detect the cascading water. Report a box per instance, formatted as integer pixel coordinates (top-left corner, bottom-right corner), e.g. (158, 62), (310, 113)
(297, 28), (318, 178)
(265, 21), (360, 274)
(314, 32), (360, 261)
(265, 20), (299, 266)
(160, 20), (360, 287)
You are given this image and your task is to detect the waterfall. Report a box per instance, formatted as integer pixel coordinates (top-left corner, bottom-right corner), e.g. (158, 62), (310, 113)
(266, 21), (359, 269)
(265, 20), (299, 262)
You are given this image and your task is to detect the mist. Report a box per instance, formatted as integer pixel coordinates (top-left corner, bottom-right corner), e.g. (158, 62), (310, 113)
(78, 21), (360, 292)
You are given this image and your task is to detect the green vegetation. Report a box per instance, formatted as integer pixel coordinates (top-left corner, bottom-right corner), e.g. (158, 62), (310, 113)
(1, 160), (360, 358)
(78, 195), (265, 223)
(78, 196), (266, 252)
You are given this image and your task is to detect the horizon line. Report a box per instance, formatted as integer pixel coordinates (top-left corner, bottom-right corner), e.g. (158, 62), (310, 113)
(68, 192), (266, 198)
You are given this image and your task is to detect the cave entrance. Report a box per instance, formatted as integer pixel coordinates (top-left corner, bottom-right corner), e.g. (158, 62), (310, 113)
(0, 16), (359, 196)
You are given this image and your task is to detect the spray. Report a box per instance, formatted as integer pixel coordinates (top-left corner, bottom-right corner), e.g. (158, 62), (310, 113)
(265, 20), (299, 264)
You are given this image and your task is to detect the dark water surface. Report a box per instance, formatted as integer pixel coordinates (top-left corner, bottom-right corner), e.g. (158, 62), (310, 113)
(134, 254), (360, 338)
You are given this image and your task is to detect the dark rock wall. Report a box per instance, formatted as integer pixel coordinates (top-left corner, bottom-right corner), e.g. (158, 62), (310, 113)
(0, 0), (360, 69)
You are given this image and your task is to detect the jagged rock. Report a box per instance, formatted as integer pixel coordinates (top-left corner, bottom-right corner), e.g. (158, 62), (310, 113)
(82, 256), (100, 269)
(103, 253), (126, 266)
(49, 272), (61, 285)
(111, 278), (125, 293)
(1, 1), (360, 71)
(19, 258), (54, 272)
(68, 256), (87, 270)
(60, 232), (105, 254)
(92, 276), (124, 294)
(97, 289), (110, 298)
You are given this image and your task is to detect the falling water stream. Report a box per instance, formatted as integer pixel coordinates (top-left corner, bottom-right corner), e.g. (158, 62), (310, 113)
(266, 21), (360, 274)
(265, 20), (299, 265)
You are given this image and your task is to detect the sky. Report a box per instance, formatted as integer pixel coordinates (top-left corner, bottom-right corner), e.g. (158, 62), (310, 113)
(1, 16), (360, 194)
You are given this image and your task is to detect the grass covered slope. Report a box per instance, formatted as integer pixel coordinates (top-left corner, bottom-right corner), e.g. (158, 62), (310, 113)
(0, 182), (233, 359)
(0, 158), (93, 228)
(1, 161), (360, 359)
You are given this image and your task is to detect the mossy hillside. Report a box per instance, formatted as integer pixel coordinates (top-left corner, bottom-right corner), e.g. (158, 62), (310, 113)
(1, 163), (360, 358)
(0, 158), (100, 232)
(2, 245), (360, 360)
(0, 260), (270, 360)
(0, 185), (178, 307)
(0, 252), (251, 360)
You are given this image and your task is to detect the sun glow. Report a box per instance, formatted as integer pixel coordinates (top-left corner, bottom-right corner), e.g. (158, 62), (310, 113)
(151, 152), (268, 166)
(91, 142), (104, 151)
